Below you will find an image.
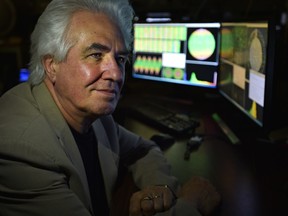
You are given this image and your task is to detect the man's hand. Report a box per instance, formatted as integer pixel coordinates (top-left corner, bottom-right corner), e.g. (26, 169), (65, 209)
(179, 176), (221, 216)
(129, 185), (176, 216)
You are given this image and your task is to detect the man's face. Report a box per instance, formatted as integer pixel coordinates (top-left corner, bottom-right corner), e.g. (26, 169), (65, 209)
(49, 11), (128, 121)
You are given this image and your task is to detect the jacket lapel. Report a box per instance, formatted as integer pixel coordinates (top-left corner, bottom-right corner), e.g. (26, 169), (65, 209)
(92, 121), (118, 206)
(32, 83), (92, 210)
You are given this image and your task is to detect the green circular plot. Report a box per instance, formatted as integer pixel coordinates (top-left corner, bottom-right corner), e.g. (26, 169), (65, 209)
(173, 68), (184, 80)
(188, 28), (216, 60)
(162, 67), (174, 78)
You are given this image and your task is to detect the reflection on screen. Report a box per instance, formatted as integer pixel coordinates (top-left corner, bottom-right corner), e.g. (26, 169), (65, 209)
(132, 22), (221, 88)
(219, 22), (268, 126)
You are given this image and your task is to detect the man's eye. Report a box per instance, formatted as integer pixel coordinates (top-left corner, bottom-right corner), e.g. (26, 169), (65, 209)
(90, 53), (102, 60)
(117, 56), (128, 65)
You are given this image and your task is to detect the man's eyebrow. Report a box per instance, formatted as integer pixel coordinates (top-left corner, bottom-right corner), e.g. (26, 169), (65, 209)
(84, 43), (129, 55)
(85, 43), (110, 53)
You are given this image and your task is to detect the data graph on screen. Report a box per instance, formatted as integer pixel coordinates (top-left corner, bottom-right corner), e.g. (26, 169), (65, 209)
(132, 22), (221, 88)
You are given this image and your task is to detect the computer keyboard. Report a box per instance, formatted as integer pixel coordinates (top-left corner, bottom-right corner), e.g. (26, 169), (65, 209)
(128, 101), (200, 136)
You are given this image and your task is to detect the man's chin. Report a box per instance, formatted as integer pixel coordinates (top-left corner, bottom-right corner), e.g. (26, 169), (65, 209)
(99, 104), (117, 116)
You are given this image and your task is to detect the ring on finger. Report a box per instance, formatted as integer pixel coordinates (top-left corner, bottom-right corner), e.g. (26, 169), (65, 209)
(142, 196), (153, 201)
(142, 194), (162, 201)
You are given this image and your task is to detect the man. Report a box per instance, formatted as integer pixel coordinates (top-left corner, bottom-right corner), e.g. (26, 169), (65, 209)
(0, 0), (220, 215)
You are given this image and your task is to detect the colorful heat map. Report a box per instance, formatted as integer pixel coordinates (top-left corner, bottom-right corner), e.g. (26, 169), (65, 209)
(133, 25), (186, 53)
(188, 28), (216, 60)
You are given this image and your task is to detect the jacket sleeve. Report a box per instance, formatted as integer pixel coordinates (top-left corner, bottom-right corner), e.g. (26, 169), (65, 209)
(116, 125), (201, 216)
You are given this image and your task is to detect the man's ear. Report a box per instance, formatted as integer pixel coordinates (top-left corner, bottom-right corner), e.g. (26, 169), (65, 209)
(43, 55), (58, 83)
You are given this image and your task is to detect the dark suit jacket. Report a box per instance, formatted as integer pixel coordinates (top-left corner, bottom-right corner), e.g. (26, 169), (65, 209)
(0, 82), (200, 216)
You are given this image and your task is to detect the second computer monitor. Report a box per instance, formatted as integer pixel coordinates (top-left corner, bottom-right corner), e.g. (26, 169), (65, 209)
(219, 21), (276, 131)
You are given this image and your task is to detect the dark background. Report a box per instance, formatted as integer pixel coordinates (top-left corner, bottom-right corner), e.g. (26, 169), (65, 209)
(0, 0), (288, 135)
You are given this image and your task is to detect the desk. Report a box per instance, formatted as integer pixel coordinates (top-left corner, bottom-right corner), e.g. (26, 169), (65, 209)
(114, 102), (288, 216)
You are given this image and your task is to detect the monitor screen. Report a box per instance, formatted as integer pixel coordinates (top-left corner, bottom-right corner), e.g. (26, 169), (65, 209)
(131, 22), (221, 89)
(19, 68), (30, 82)
(218, 21), (275, 131)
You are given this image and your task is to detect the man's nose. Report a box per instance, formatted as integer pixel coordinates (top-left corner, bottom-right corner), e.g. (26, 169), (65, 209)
(102, 57), (124, 81)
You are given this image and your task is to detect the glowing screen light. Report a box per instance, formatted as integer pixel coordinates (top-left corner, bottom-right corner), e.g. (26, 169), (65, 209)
(188, 28), (216, 60)
(132, 22), (221, 88)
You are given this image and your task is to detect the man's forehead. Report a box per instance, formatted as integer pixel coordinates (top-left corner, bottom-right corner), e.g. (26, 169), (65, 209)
(69, 11), (126, 51)
(69, 11), (119, 34)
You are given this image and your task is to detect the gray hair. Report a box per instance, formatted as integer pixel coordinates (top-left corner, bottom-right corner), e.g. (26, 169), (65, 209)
(28, 0), (134, 86)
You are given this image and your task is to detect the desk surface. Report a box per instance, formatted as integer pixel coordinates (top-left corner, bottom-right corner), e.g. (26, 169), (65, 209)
(114, 100), (288, 216)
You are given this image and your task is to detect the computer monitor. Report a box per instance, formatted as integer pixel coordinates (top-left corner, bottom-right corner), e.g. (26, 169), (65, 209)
(131, 22), (221, 92)
(218, 21), (278, 138)
(19, 68), (30, 82)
